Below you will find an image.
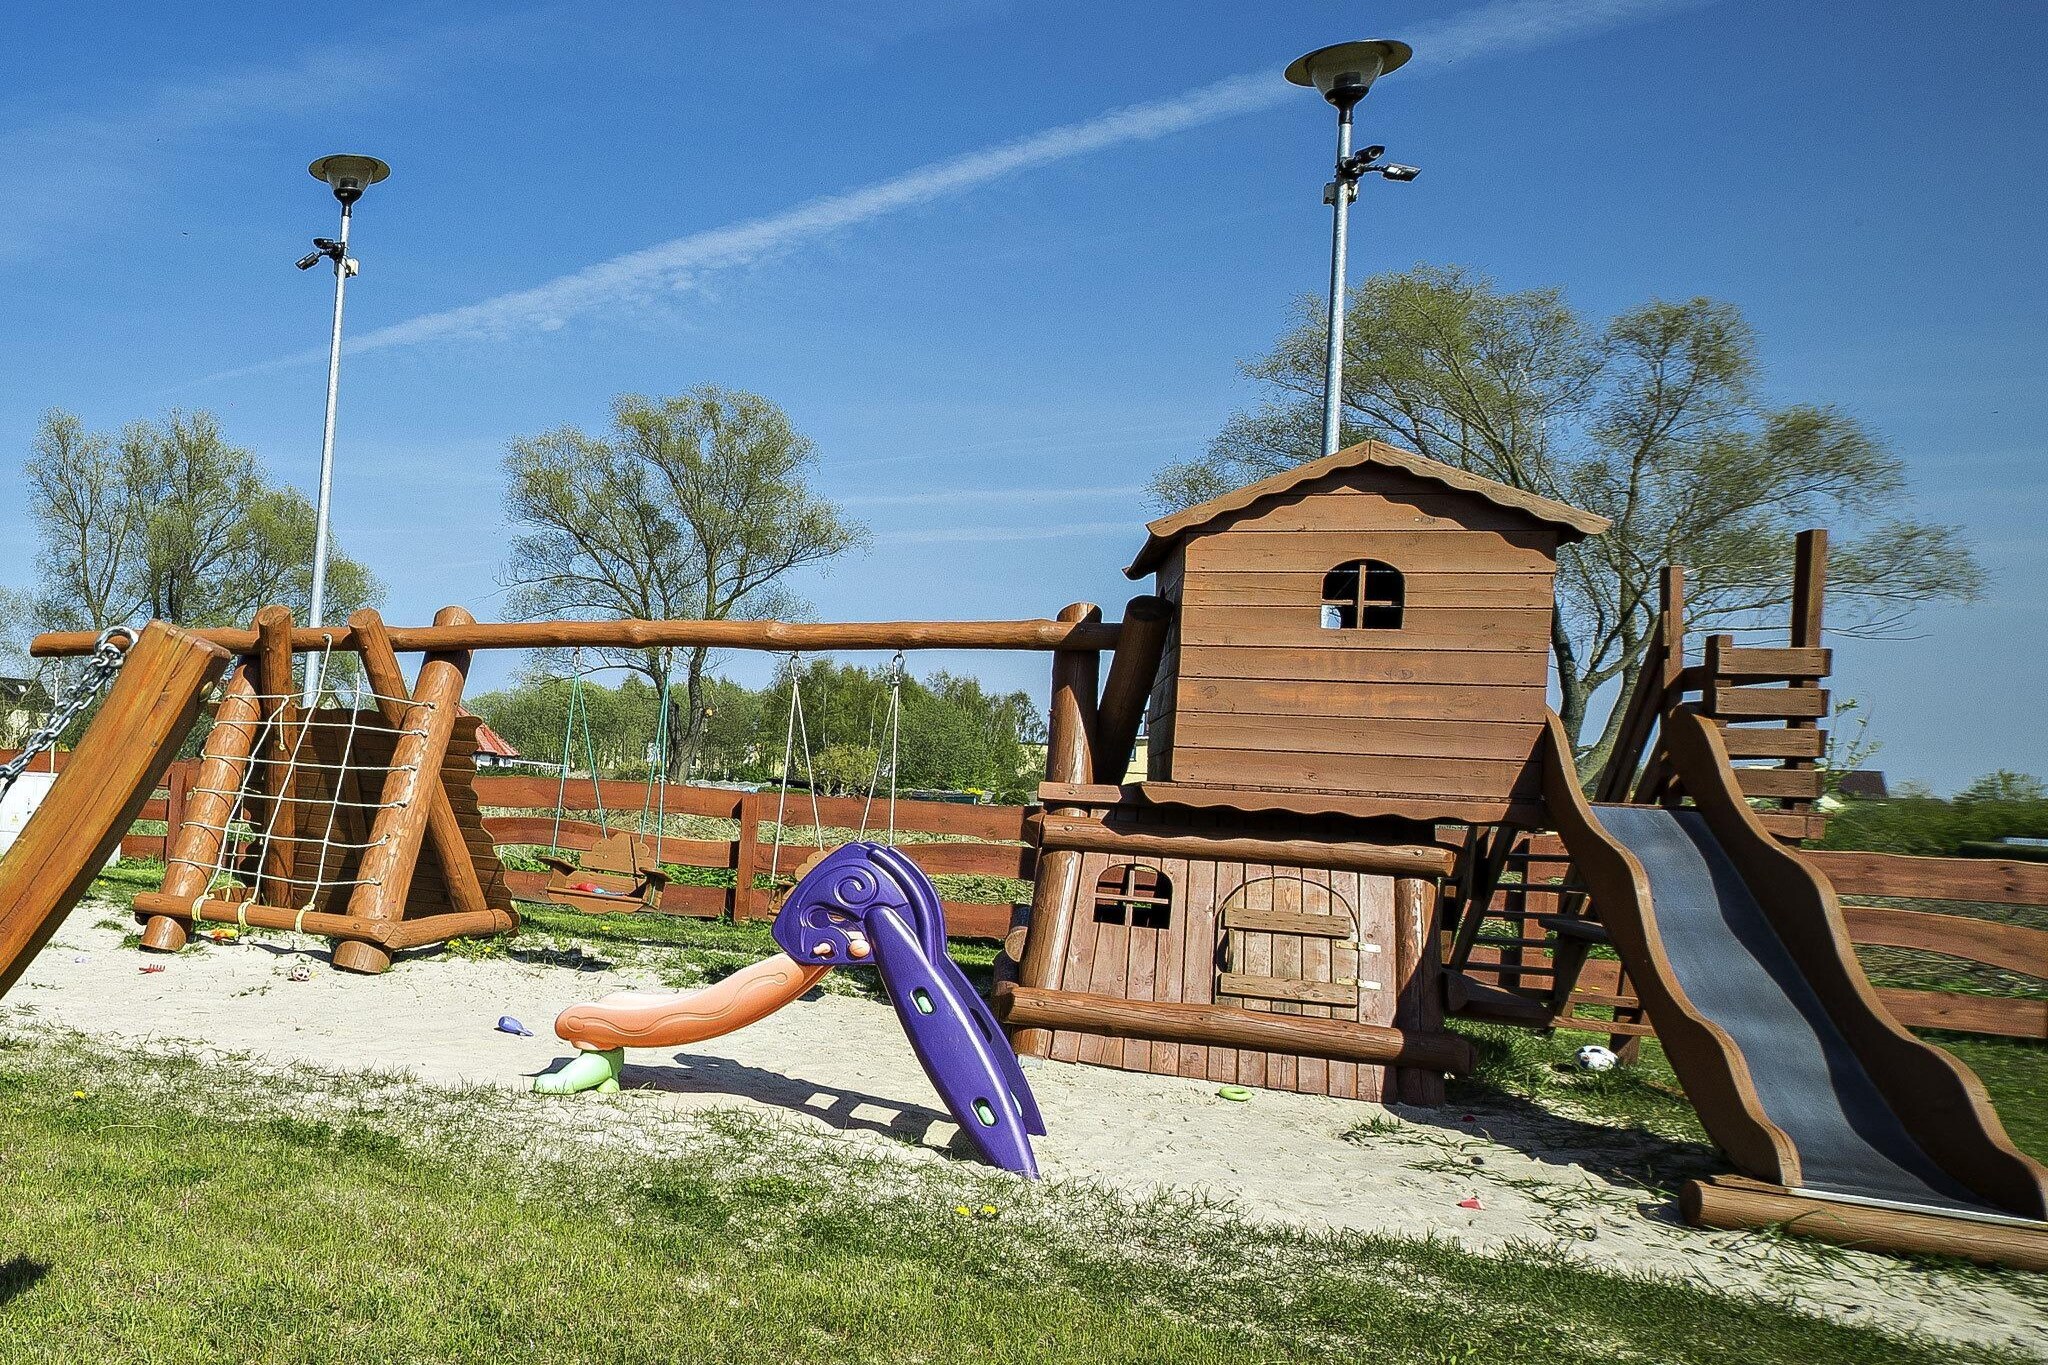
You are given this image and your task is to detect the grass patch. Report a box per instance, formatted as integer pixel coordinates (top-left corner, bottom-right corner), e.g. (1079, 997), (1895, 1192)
(0, 1032), (2020, 1365)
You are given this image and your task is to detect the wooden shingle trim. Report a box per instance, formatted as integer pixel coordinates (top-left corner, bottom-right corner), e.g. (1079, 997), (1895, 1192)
(1126, 439), (1609, 577)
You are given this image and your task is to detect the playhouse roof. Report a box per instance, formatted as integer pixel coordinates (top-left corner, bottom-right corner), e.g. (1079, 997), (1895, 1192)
(1124, 440), (1610, 578)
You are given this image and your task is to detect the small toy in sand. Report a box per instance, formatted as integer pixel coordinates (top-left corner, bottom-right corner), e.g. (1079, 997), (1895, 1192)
(496, 1016), (533, 1037)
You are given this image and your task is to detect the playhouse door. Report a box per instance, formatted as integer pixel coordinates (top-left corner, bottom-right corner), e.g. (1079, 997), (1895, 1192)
(1214, 874), (1362, 1018)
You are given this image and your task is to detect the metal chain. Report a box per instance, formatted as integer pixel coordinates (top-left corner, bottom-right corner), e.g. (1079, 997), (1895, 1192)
(0, 626), (137, 796)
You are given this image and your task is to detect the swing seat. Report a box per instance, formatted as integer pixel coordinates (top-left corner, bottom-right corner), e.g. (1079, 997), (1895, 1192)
(541, 830), (667, 915)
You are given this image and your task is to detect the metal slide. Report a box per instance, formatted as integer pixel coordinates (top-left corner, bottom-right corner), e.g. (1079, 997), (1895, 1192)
(1589, 802), (1994, 1212)
(1543, 710), (2048, 1231)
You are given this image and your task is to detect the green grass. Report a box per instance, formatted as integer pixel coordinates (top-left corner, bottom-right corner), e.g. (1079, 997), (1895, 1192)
(0, 1033), (2022, 1365)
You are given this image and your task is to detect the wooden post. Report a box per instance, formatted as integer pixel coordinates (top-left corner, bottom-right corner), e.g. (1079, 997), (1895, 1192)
(1391, 876), (1446, 1105)
(251, 606), (298, 907)
(1785, 529), (1828, 818)
(347, 609), (494, 930)
(163, 761), (191, 861)
(1091, 595), (1170, 785)
(1628, 566), (1688, 804)
(1010, 602), (1101, 1057)
(145, 666), (263, 951)
(1, 624), (230, 996)
(335, 605), (475, 974)
(732, 788), (761, 920)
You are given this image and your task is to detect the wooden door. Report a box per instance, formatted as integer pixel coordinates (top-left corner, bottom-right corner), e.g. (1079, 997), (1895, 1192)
(1215, 874), (1363, 1018)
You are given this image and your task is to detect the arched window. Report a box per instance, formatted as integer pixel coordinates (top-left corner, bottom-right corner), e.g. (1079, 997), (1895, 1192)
(1321, 559), (1404, 630)
(1093, 864), (1173, 930)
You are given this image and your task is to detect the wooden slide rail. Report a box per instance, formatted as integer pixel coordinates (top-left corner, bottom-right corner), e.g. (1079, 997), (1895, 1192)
(0, 624), (230, 1000)
(1661, 708), (2048, 1220)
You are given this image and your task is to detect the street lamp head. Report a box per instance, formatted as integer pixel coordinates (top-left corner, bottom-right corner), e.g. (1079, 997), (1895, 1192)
(1285, 39), (1412, 111)
(308, 154), (390, 206)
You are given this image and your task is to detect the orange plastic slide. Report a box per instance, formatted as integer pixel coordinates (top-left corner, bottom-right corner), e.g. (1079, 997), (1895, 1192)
(552, 953), (830, 1053)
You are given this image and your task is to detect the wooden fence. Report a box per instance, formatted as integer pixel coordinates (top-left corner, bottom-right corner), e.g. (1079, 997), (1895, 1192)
(1457, 832), (2048, 1042)
(468, 773), (1034, 940)
(18, 748), (2044, 1034)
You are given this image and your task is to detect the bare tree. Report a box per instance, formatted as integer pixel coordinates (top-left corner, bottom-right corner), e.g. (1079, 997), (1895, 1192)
(502, 386), (866, 778)
(1153, 266), (1982, 777)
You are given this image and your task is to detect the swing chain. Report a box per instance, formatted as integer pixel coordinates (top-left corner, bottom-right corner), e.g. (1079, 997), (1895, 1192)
(0, 626), (136, 796)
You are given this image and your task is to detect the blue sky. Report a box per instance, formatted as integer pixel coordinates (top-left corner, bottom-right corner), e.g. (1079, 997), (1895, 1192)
(1, 1), (2041, 792)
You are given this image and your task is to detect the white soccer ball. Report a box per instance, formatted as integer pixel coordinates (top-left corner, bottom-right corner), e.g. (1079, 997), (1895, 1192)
(1574, 1044), (1619, 1072)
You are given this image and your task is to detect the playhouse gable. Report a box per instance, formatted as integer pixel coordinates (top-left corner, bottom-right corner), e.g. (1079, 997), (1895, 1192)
(1132, 441), (1607, 825)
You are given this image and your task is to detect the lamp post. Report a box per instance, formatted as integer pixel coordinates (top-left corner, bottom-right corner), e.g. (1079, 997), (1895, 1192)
(1286, 40), (1416, 457)
(297, 153), (389, 704)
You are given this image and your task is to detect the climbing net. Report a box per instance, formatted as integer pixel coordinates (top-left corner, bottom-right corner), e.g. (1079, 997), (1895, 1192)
(166, 663), (435, 917)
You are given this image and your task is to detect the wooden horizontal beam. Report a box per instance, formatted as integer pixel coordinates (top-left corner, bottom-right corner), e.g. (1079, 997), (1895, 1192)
(1701, 687), (1831, 719)
(1733, 766), (1826, 799)
(1714, 724), (1827, 759)
(995, 983), (1474, 1073)
(132, 892), (515, 950)
(1681, 1176), (2048, 1270)
(1029, 813), (1453, 878)
(1706, 646), (1831, 681)
(32, 615), (1124, 659)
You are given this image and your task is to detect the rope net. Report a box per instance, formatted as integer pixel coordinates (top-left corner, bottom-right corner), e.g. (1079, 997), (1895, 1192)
(167, 679), (437, 914)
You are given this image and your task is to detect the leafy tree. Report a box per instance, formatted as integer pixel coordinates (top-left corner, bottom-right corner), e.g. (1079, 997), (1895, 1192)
(1151, 266), (1983, 777)
(502, 387), (865, 779)
(1956, 770), (2048, 804)
(24, 408), (379, 632)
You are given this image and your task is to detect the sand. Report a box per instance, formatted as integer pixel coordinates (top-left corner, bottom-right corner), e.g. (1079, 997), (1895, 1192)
(4, 911), (2043, 1356)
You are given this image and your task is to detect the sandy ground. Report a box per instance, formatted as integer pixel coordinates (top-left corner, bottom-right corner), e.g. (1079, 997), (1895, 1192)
(5, 910), (2044, 1356)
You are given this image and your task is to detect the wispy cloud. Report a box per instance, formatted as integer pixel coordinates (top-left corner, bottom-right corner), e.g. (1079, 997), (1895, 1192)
(877, 520), (1134, 545)
(839, 483), (1147, 508)
(204, 0), (1700, 380)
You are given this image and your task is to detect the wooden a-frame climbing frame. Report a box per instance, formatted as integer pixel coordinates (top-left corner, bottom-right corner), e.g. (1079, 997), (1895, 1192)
(130, 605), (519, 974)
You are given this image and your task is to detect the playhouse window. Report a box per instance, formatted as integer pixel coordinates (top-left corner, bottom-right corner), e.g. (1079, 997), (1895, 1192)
(1093, 864), (1172, 930)
(1321, 559), (1404, 630)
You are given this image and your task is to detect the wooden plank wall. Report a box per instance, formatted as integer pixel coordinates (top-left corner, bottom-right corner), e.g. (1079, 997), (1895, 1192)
(1035, 800), (1403, 1100)
(1158, 468), (1558, 810)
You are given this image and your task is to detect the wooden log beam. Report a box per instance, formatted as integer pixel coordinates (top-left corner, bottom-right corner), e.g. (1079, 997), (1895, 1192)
(0, 623), (230, 998)
(335, 605), (474, 974)
(1091, 594), (1171, 785)
(34, 616), (1126, 658)
(1009, 602), (1100, 1058)
(348, 608), (502, 933)
(1392, 876), (1446, 1105)
(1681, 1176), (2048, 1271)
(1029, 813), (1452, 879)
(132, 892), (515, 951)
(252, 605), (297, 907)
(145, 665), (263, 951)
(995, 983), (1475, 1074)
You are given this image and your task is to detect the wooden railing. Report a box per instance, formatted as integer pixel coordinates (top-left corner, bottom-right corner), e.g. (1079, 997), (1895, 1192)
(1595, 533), (1833, 842)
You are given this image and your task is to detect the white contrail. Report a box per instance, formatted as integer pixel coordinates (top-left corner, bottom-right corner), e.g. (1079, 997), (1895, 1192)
(205, 0), (1699, 380)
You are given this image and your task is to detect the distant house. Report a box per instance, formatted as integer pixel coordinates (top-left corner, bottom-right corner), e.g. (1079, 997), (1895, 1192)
(464, 712), (522, 770)
(0, 677), (54, 750)
(1836, 770), (1889, 800)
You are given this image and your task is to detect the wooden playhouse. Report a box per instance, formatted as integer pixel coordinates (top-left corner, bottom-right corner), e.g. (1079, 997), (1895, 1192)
(999, 441), (1608, 1103)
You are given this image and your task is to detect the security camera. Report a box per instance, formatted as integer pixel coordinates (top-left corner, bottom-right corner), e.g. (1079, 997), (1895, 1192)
(295, 250), (323, 271)
(1361, 145), (1386, 163)
(1379, 163), (1420, 182)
